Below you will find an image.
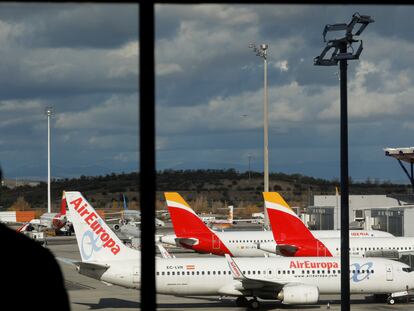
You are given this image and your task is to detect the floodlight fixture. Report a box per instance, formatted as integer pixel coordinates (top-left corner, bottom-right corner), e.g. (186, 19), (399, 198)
(314, 12), (374, 66)
(45, 106), (54, 117)
(249, 43), (268, 60)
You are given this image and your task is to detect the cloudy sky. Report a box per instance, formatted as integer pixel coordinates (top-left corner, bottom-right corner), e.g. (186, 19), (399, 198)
(156, 4), (414, 183)
(0, 4), (138, 179)
(1, 4), (413, 183)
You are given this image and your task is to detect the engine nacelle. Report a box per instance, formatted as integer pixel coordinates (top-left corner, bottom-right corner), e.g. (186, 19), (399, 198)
(113, 224), (120, 231)
(257, 242), (277, 254)
(277, 284), (319, 304)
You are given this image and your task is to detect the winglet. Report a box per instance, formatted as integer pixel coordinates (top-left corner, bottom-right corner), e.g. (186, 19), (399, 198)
(225, 254), (245, 280)
(156, 243), (175, 259)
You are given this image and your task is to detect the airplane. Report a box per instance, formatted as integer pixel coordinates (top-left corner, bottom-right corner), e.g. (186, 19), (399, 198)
(258, 192), (414, 258)
(59, 191), (414, 309)
(208, 205), (234, 229)
(159, 192), (394, 257)
(17, 191), (70, 235)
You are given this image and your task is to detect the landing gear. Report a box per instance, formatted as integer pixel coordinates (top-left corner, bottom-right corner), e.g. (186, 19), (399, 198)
(235, 296), (248, 307)
(248, 298), (260, 310)
(387, 296), (395, 305)
(372, 294), (387, 302)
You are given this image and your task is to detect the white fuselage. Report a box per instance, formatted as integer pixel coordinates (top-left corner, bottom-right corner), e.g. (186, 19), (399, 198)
(160, 230), (394, 257)
(323, 237), (414, 257)
(95, 256), (414, 298)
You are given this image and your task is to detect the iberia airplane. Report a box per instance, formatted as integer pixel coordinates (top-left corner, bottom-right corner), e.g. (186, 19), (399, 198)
(60, 191), (414, 309)
(259, 192), (414, 258)
(17, 191), (70, 235)
(160, 192), (393, 257)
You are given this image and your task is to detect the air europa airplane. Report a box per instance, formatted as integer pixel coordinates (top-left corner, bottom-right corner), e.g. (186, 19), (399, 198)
(59, 191), (414, 310)
(160, 192), (393, 257)
(259, 192), (414, 258)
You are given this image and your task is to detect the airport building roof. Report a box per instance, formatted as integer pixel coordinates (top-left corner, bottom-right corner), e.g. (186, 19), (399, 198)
(384, 147), (414, 191)
(384, 147), (414, 163)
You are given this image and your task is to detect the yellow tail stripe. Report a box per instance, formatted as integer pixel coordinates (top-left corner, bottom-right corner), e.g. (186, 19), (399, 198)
(164, 192), (190, 207)
(263, 192), (293, 211)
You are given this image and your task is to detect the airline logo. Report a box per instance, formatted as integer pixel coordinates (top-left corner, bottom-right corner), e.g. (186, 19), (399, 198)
(69, 197), (121, 256)
(351, 232), (369, 237)
(229, 261), (241, 278)
(350, 262), (374, 282)
(290, 260), (339, 269)
(186, 265), (195, 270)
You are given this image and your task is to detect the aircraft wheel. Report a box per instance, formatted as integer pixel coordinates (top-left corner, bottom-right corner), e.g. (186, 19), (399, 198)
(235, 296), (248, 307)
(387, 297), (395, 305)
(249, 298), (260, 310)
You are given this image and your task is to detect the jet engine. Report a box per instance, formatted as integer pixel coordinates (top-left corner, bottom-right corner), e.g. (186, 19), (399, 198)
(113, 224), (121, 231)
(277, 284), (319, 304)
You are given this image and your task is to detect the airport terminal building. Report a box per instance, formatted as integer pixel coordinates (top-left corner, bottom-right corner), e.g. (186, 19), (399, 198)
(305, 194), (414, 237)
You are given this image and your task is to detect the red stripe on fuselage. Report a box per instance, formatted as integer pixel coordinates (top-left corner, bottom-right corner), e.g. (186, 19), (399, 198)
(267, 208), (332, 257)
(168, 205), (233, 256)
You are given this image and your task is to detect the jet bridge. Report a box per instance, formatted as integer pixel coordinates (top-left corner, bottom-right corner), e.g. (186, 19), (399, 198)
(384, 147), (414, 192)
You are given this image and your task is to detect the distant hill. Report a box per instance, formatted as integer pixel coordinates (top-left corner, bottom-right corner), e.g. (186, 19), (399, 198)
(0, 169), (411, 215)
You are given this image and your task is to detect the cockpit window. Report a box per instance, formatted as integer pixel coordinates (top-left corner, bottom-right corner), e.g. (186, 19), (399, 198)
(403, 267), (412, 272)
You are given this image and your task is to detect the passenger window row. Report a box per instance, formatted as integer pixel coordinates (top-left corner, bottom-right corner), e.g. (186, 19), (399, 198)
(335, 246), (413, 251)
(228, 239), (273, 243)
(157, 270), (232, 276)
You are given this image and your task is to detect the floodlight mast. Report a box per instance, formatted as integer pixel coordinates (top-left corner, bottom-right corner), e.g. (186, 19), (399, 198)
(45, 107), (53, 214)
(249, 43), (270, 229)
(314, 13), (374, 311)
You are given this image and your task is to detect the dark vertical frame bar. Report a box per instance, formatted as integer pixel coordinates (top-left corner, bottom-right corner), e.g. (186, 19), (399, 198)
(339, 43), (350, 311)
(139, 2), (156, 310)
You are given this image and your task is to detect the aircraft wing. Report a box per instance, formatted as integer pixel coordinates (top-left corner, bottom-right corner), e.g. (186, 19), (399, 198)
(224, 254), (285, 291)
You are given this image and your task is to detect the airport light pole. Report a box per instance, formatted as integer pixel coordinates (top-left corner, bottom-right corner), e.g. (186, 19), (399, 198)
(314, 13), (374, 311)
(248, 154), (252, 183)
(46, 107), (53, 214)
(0, 165), (2, 203)
(249, 43), (270, 229)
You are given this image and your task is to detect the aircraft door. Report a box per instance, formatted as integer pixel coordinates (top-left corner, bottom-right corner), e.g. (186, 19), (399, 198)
(212, 235), (221, 250)
(386, 265), (393, 281)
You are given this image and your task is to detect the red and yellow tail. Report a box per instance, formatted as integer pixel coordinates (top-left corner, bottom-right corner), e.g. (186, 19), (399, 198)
(263, 192), (315, 242)
(164, 192), (232, 256)
(164, 192), (211, 237)
(263, 192), (332, 257)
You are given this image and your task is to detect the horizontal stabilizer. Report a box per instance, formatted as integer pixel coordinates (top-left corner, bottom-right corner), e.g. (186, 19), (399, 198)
(276, 244), (299, 256)
(75, 261), (110, 271)
(175, 237), (199, 246)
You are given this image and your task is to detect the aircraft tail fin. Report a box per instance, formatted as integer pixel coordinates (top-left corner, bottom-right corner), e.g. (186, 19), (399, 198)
(65, 191), (140, 263)
(61, 191), (67, 215)
(164, 192), (211, 237)
(263, 192), (316, 242)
